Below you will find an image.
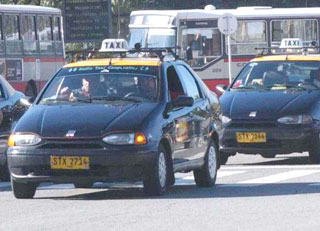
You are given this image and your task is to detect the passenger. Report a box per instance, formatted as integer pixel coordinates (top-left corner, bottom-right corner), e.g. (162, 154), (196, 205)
(69, 78), (90, 101)
(312, 68), (320, 88)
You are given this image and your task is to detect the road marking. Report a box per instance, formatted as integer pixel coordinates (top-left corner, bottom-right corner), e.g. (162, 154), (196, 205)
(37, 183), (74, 190)
(221, 165), (320, 170)
(238, 170), (320, 185)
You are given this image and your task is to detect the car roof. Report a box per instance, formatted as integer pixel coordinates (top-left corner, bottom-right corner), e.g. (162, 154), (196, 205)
(64, 57), (162, 68)
(251, 55), (320, 62)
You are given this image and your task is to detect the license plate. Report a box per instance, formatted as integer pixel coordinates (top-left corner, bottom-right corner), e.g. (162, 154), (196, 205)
(50, 156), (90, 170)
(236, 132), (267, 143)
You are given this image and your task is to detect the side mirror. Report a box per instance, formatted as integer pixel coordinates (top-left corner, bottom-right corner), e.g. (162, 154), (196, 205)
(216, 84), (227, 94)
(20, 96), (35, 107)
(172, 95), (194, 108)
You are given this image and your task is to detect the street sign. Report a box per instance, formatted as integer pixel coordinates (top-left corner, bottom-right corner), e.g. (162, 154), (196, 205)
(218, 13), (238, 84)
(63, 0), (112, 43)
(218, 13), (238, 35)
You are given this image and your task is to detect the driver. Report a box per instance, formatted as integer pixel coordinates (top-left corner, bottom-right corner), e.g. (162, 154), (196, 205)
(139, 77), (156, 98)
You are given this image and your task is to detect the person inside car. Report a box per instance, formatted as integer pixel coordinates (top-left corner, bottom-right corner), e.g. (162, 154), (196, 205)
(311, 68), (320, 88)
(138, 77), (157, 99)
(69, 78), (90, 101)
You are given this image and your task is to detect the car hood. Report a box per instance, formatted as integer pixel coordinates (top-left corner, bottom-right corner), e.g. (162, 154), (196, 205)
(220, 90), (320, 120)
(14, 103), (158, 138)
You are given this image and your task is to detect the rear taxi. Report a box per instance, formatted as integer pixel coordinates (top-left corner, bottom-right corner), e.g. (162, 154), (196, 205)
(218, 52), (320, 164)
(7, 52), (222, 198)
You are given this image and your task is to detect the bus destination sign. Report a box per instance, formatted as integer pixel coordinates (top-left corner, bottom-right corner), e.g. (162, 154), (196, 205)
(63, 0), (112, 43)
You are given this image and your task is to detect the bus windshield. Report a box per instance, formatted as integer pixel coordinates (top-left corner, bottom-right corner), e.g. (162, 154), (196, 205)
(128, 28), (176, 49)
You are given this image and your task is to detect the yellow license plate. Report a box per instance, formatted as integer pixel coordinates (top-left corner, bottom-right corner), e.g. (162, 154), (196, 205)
(236, 132), (267, 143)
(50, 156), (90, 170)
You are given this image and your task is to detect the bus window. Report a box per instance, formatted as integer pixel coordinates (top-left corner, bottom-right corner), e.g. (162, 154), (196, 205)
(271, 19), (318, 53)
(4, 15), (22, 54)
(53, 16), (63, 55)
(22, 15), (37, 55)
(228, 20), (267, 55)
(37, 15), (54, 54)
(181, 28), (222, 68)
(0, 16), (4, 54)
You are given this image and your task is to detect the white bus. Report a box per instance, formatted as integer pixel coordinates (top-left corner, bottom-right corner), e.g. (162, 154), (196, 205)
(0, 5), (65, 95)
(128, 6), (320, 91)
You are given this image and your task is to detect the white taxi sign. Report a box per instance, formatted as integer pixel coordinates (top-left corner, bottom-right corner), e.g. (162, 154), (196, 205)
(279, 38), (303, 49)
(99, 39), (129, 52)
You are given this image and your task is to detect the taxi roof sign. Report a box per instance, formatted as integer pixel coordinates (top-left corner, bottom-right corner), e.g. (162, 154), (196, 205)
(279, 38), (303, 49)
(99, 39), (129, 53)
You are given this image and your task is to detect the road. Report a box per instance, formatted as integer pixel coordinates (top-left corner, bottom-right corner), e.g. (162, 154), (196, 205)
(1, 152), (320, 231)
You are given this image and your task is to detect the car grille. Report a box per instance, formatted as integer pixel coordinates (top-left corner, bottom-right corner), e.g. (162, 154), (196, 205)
(41, 139), (102, 149)
(228, 120), (277, 129)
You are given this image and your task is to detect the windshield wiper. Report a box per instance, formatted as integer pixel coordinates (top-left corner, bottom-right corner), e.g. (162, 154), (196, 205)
(89, 96), (142, 103)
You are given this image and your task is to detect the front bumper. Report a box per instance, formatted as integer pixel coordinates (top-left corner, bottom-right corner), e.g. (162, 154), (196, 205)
(7, 143), (158, 184)
(220, 121), (319, 155)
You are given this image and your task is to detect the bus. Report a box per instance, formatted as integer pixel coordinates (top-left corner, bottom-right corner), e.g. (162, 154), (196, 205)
(128, 6), (320, 91)
(0, 5), (65, 96)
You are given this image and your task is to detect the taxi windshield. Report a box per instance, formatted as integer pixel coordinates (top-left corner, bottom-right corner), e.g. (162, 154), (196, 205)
(231, 61), (320, 90)
(39, 70), (159, 104)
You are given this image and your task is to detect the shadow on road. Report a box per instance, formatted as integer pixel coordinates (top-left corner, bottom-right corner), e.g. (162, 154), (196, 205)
(33, 181), (320, 200)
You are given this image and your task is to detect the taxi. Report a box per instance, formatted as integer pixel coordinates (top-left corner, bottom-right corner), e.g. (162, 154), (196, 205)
(7, 47), (222, 199)
(218, 39), (320, 164)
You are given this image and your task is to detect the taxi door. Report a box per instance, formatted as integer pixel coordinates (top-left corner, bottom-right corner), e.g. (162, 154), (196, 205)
(175, 65), (210, 161)
(165, 65), (195, 164)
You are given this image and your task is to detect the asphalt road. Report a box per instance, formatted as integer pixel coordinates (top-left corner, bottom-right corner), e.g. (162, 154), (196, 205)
(1, 152), (320, 231)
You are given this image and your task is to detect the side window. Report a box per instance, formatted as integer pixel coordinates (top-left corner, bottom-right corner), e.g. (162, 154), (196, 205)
(0, 16), (4, 54)
(181, 26), (222, 68)
(0, 84), (5, 99)
(4, 14), (22, 54)
(166, 66), (185, 101)
(37, 15), (54, 54)
(175, 65), (201, 100)
(22, 15), (37, 54)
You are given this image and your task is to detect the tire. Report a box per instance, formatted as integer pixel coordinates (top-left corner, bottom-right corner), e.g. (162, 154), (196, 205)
(73, 181), (94, 188)
(219, 152), (229, 165)
(11, 177), (36, 199)
(309, 137), (320, 164)
(193, 140), (218, 187)
(143, 144), (169, 196)
(260, 154), (276, 158)
(0, 162), (9, 181)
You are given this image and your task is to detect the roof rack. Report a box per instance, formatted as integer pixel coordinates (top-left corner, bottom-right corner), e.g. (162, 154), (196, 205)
(255, 39), (320, 57)
(128, 45), (179, 61)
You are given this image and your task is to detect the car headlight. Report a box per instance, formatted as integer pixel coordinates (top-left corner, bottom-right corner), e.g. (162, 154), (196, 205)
(102, 132), (147, 145)
(8, 133), (42, 147)
(277, 115), (313, 124)
(221, 115), (232, 124)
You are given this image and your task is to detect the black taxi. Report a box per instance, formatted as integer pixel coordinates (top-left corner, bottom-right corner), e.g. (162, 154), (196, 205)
(218, 52), (320, 164)
(7, 51), (222, 198)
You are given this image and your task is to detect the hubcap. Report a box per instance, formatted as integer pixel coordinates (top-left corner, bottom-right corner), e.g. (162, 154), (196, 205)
(158, 152), (167, 188)
(207, 145), (217, 179)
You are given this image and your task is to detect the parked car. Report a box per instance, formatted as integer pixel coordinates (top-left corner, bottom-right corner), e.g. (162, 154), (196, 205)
(0, 76), (26, 180)
(218, 53), (320, 164)
(7, 52), (223, 199)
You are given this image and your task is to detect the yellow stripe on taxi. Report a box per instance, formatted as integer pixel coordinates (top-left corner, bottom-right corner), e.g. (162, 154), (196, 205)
(252, 55), (320, 62)
(64, 58), (162, 68)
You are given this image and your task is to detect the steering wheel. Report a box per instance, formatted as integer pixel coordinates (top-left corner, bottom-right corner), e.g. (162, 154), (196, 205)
(123, 92), (140, 98)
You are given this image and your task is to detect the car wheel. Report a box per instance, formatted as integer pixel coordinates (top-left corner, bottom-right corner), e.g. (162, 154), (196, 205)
(219, 151), (229, 165)
(0, 162), (9, 181)
(11, 177), (36, 199)
(73, 181), (94, 188)
(143, 144), (168, 196)
(309, 137), (320, 164)
(193, 140), (218, 187)
(260, 154), (276, 158)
